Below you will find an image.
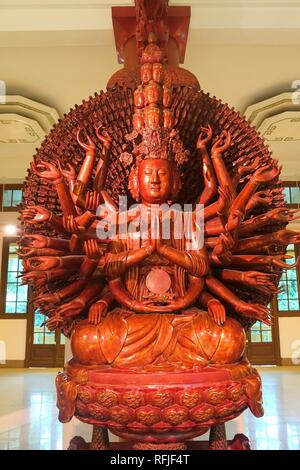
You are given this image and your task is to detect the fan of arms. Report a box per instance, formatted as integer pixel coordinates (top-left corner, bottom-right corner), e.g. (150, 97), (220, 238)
(19, 85), (300, 340)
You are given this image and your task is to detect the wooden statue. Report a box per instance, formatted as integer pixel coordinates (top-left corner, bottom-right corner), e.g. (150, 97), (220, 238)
(20, 0), (299, 450)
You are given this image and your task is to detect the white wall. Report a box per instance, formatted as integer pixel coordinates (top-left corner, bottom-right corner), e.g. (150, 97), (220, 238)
(0, 43), (299, 121)
(279, 317), (300, 363)
(0, 319), (27, 362)
(277, 219), (300, 361)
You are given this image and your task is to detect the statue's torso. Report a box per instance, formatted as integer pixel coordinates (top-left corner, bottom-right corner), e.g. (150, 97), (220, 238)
(110, 236), (189, 304)
(125, 253), (188, 303)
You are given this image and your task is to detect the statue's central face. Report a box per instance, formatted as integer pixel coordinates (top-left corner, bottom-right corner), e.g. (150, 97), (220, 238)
(138, 158), (172, 204)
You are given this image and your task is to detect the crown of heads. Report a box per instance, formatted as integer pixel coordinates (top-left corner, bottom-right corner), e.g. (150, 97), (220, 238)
(119, 34), (189, 168)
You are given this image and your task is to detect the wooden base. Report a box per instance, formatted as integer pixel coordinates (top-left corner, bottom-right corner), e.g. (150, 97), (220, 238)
(68, 423), (250, 451)
(68, 437), (251, 451)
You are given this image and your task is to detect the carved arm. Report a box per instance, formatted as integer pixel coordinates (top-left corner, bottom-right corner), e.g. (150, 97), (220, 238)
(94, 126), (112, 193)
(109, 275), (204, 313)
(239, 208), (298, 237)
(20, 234), (70, 252)
(196, 125), (218, 206)
(211, 131), (235, 194)
(46, 279), (105, 329)
(22, 255), (84, 272)
(21, 269), (77, 287)
(234, 230), (300, 254)
(34, 279), (88, 308)
(226, 164), (281, 231)
(205, 274), (272, 325)
(215, 254), (300, 270)
(219, 269), (278, 293)
(32, 160), (77, 216)
(158, 244), (209, 277)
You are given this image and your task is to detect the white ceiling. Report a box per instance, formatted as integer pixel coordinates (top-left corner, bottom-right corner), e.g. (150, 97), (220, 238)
(245, 93), (300, 180)
(0, 1), (300, 47)
(0, 96), (59, 181)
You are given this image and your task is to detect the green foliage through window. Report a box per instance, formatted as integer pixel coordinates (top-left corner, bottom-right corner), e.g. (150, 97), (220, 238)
(283, 185), (300, 205)
(277, 244), (300, 312)
(4, 243), (28, 315)
(250, 321), (272, 343)
(3, 189), (22, 209)
(33, 309), (55, 344)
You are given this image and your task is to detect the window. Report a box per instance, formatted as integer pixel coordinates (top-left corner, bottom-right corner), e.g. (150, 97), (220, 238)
(0, 184), (23, 211)
(277, 244), (300, 312)
(33, 309), (55, 344)
(0, 238), (28, 317)
(250, 321), (272, 343)
(283, 182), (300, 207)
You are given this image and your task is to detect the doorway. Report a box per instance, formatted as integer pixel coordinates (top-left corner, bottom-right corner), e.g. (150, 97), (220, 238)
(25, 307), (65, 368)
(246, 299), (281, 365)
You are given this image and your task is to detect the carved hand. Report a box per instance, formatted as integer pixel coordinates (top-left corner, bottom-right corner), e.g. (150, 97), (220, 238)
(241, 271), (276, 289)
(77, 128), (95, 152)
(95, 125), (112, 150)
(236, 302), (273, 325)
(55, 298), (85, 319)
(45, 314), (64, 331)
(20, 234), (49, 248)
(211, 130), (231, 155)
(150, 210), (162, 254)
(88, 300), (108, 325)
(207, 298), (226, 325)
(273, 229), (300, 245)
(253, 163), (281, 184)
(246, 190), (273, 212)
(140, 299), (184, 313)
(237, 157), (261, 177)
(226, 209), (243, 232)
(196, 124), (213, 149)
(84, 191), (102, 211)
(57, 160), (76, 182)
(32, 160), (62, 183)
(21, 271), (48, 286)
(267, 207), (298, 223)
(34, 293), (59, 308)
(22, 206), (51, 224)
(155, 217), (164, 255)
(23, 257), (61, 271)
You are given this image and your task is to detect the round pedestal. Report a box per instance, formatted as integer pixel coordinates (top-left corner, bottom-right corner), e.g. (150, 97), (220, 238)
(56, 359), (263, 447)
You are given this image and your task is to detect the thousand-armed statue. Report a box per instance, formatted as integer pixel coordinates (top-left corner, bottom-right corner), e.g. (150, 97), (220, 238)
(20, 0), (299, 450)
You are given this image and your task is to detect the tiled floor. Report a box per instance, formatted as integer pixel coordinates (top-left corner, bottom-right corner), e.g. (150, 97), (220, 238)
(0, 367), (299, 450)
(0, 368), (62, 450)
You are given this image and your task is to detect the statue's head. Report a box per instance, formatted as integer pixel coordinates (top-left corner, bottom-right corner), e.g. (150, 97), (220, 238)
(129, 157), (181, 204)
(123, 35), (188, 205)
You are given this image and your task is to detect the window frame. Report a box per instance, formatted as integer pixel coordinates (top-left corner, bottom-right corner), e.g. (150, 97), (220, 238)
(0, 237), (28, 319)
(1, 184), (23, 212)
(275, 244), (300, 318)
